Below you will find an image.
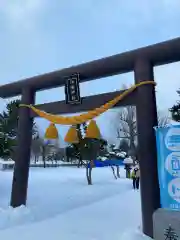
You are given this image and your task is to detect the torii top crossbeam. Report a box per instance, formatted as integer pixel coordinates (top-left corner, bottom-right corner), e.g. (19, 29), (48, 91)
(0, 37), (180, 98)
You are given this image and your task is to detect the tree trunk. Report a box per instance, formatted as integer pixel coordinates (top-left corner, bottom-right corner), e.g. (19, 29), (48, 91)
(55, 159), (57, 167)
(86, 164), (90, 184)
(77, 155), (83, 168)
(111, 166), (117, 179)
(86, 160), (93, 185)
(77, 159), (81, 168)
(86, 165), (92, 185)
(77, 159), (79, 168)
(43, 159), (46, 168)
(116, 166), (120, 178)
(43, 154), (46, 168)
(88, 166), (92, 185)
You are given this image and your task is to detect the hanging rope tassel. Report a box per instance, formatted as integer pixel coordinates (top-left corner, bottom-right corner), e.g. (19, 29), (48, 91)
(85, 120), (101, 139)
(45, 123), (59, 139)
(64, 125), (79, 143)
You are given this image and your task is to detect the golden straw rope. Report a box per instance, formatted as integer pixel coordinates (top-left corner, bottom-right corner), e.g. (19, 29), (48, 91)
(20, 81), (156, 125)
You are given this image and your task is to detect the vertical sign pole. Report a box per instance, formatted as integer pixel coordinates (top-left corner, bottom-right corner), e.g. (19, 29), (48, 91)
(134, 58), (160, 238)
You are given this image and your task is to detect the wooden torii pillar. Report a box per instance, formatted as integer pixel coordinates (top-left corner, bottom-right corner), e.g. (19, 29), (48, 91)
(134, 59), (160, 236)
(0, 37), (180, 238)
(10, 88), (35, 207)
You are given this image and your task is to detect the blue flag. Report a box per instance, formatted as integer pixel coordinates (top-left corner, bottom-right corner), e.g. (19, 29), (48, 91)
(155, 125), (180, 211)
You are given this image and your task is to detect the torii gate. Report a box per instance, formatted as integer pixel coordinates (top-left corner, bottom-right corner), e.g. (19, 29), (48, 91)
(0, 37), (180, 238)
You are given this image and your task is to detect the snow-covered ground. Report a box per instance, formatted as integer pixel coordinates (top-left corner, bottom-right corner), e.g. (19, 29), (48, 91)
(0, 166), (150, 240)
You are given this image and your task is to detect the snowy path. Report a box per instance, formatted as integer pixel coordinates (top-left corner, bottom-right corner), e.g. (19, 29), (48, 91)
(0, 167), (142, 239)
(0, 189), (141, 240)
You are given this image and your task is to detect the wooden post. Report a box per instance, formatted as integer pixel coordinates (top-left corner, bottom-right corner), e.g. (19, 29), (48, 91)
(134, 58), (160, 238)
(10, 88), (35, 207)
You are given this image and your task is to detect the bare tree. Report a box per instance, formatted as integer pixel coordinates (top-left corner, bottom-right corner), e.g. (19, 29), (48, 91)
(40, 140), (53, 168)
(157, 110), (171, 127)
(31, 135), (52, 168)
(119, 139), (129, 153)
(45, 139), (61, 165)
(31, 137), (41, 163)
(116, 106), (137, 156)
(114, 106), (171, 159)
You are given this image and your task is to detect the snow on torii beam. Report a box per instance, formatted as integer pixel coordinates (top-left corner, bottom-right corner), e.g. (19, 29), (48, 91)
(0, 37), (180, 98)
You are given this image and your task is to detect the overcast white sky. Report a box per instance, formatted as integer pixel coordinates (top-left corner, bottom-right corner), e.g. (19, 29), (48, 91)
(0, 0), (180, 143)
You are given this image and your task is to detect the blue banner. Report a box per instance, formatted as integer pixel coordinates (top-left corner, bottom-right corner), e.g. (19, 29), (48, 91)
(88, 159), (124, 168)
(155, 125), (180, 211)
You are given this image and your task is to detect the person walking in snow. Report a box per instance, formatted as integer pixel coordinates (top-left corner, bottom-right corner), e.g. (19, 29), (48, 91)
(131, 165), (140, 190)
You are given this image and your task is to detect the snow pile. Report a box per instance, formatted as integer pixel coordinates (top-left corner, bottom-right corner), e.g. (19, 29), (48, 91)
(123, 157), (133, 164)
(120, 230), (152, 240)
(116, 152), (126, 158)
(0, 159), (14, 164)
(98, 156), (108, 161)
(0, 205), (34, 229)
(108, 151), (127, 158)
(0, 167), (142, 239)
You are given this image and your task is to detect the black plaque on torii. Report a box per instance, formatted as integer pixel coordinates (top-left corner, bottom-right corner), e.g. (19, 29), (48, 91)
(64, 73), (81, 105)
